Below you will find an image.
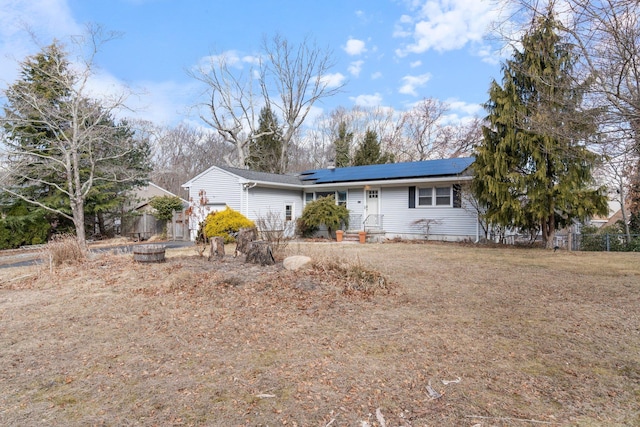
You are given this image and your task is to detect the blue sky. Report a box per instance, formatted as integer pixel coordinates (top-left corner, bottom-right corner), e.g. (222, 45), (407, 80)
(0, 0), (508, 126)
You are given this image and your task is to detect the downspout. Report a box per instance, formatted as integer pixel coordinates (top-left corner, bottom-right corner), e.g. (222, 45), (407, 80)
(242, 182), (257, 217)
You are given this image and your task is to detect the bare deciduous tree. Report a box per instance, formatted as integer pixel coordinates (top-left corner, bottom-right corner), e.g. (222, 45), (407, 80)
(150, 122), (232, 196)
(302, 103), (480, 168)
(398, 98), (449, 160)
(192, 34), (344, 172)
(1, 29), (148, 247)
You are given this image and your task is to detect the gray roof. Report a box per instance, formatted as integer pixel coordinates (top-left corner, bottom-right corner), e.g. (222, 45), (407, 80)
(217, 165), (303, 186)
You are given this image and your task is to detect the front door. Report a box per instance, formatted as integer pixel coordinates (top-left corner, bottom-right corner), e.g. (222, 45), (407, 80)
(365, 189), (380, 227)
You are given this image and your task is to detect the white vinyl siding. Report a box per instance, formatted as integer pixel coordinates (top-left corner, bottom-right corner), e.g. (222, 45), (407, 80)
(246, 187), (303, 223)
(346, 189), (364, 213)
(186, 167), (242, 211)
(381, 186), (477, 239)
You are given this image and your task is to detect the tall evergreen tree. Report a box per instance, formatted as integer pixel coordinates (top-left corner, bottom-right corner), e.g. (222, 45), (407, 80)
(352, 129), (395, 166)
(472, 11), (608, 248)
(333, 121), (352, 167)
(1, 43), (74, 245)
(246, 105), (284, 173)
(1, 40), (151, 246)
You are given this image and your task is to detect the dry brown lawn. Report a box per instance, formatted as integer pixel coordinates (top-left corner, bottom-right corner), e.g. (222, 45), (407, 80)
(0, 242), (639, 426)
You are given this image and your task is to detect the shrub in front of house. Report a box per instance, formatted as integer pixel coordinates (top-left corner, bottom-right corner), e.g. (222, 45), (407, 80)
(297, 195), (349, 238)
(296, 217), (318, 238)
(203, 207), (255, 243)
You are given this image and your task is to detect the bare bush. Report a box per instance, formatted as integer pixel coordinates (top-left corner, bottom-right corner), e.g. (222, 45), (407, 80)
(411, 218), (443, 240)
(39, 234), (87, 268)
(255, 210), (292, 257)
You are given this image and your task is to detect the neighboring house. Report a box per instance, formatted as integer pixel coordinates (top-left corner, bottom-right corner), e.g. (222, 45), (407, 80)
(181, 157), (481, 241)
(126, 182), (188, 213)
(589, 200), (625, 229)
(123, 183), (189, 240)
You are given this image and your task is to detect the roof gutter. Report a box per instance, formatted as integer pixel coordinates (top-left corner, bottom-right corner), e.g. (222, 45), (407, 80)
(238, 179), (303, 189)
(302, 174), (473, 190)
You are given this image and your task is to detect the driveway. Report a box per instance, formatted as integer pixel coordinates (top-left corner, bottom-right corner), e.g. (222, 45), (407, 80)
(0, 240), (194, 269)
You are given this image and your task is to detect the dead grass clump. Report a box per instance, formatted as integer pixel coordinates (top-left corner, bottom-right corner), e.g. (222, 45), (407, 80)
(40, 234), (86, 267)
(312, 256), (392, 297)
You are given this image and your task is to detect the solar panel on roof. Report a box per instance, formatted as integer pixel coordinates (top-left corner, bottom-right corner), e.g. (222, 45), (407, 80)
(300, 157), (474, 184)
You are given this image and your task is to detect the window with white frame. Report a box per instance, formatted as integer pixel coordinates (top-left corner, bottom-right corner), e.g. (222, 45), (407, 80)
(305, 192), (314, 203)
(285, 204), (293, 221)
(418, 187), (433, 206)
(417, 186), (452, 207)
(435, 186), (451, 205)
(305, 190), (348, 206)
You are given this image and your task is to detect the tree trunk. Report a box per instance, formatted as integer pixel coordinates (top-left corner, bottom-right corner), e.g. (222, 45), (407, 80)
(542, 214), (556, 249)
(245, 240), (275, 265)
(97, 211), (108, 237)
(235, 227), (258, 256)
(71, 200), (87, 250)
(208, 236), (225, 261)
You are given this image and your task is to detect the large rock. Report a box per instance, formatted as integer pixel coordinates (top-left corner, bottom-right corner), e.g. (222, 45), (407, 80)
(283, 255), (312, 271)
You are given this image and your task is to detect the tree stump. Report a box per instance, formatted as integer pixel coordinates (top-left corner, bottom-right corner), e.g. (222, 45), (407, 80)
(245, 240), (275, 265)
(235, 227), (258, 257)
(208, 236), (225, 261)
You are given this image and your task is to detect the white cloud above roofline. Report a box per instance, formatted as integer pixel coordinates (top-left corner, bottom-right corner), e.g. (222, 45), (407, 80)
(398, 73), (432, 96)
(394, 0), (500, 56)
(343, 38), (367, 56)
(350, 93), (383, 107)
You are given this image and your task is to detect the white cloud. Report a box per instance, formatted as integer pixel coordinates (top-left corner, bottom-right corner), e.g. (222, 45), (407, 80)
(398, 73), (432, 96)
(348, 60), (364, 77)
(0, 0), (197, 127)
(371, 71), (382, 80)
(321, 72), (346, 88)
(198, 50), (260, 70)
(350, 93), (383, 107)
(410, 60), (422, 68)
(343, 38), (367, 56)
(127, 79), (203, 125)
(394, 0), (500, 56)
(446, 98), (483, 116)
(437, 98), (483, 124)
(0, 0), (82, 85)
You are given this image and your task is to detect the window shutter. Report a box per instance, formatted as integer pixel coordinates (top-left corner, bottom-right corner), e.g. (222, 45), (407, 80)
(408, 186), (416, 208)
(453, 184), (462, 208)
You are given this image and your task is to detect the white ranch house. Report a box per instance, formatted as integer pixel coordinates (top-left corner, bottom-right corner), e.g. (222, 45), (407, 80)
(182, 157), (482, 241)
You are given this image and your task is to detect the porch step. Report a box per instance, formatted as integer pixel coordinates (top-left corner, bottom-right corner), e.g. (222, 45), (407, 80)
(343, 232), (361, 242)
(340, 229), (385, 243)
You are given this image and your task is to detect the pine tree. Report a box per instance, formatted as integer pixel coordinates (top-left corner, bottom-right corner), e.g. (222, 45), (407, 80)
(1, 44), (74, 244)
(246, 105), (284, 173)
(333, 121), (352, 167)
(472, 10), (608, 248)
(352, 129), (395, 166)
(1, 41), (151, 246)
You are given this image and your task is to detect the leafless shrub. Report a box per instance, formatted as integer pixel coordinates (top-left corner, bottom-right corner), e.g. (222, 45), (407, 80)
(40, 234), (87, 268)
(255, 210), (293, 258)
(411, 218), (442, 239)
